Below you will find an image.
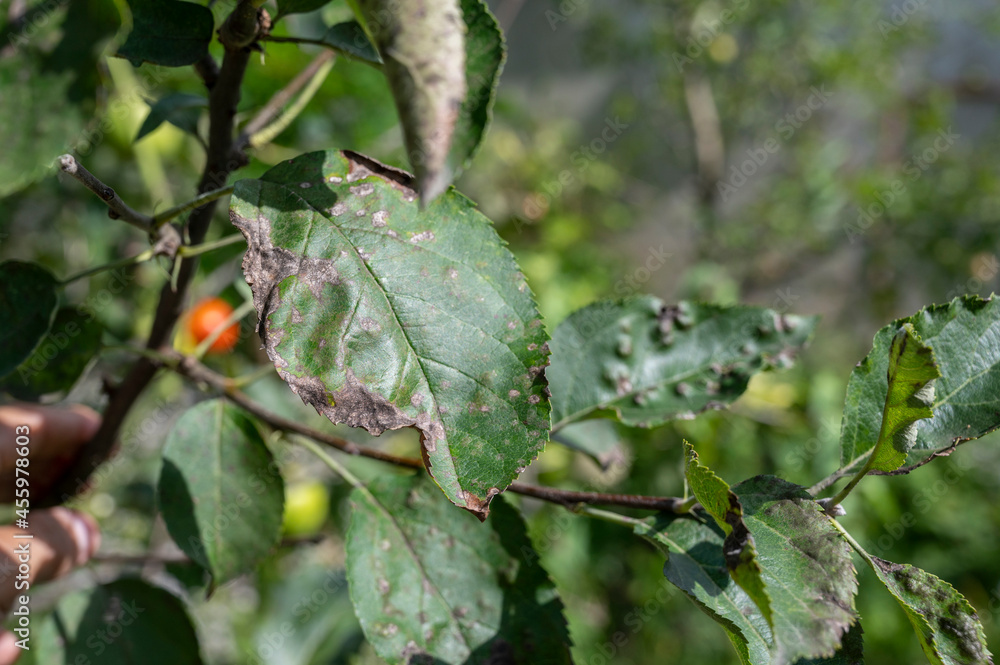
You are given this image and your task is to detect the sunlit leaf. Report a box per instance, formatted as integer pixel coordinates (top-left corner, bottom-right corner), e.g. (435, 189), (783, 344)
(840, 295), (1000, 469)
(547, 296), (817, 429)
(684, 441), (773, 627)
(733, 476), (858, 664)
(847, 538), (991, 665)
(231, 150), (550, 518)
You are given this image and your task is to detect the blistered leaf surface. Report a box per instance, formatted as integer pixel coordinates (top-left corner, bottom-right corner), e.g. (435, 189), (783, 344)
(231, 150), (550, 517)
(547, 296), (817, 429)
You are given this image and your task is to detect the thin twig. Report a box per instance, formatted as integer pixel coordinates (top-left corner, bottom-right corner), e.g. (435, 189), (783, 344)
(234, 49), (336, 154)
(809, 440), (966, 497)
(57, 155), (154, 231)
(153, 185), (235, 227)
(248, 54), (335, 149)
(41, 3), (262, 508)
(870, 440), (964, 476)
(164, 350), (689, 513)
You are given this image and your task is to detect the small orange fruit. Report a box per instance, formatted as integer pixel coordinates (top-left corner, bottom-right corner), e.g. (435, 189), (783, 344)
(186, 297), (239, 353)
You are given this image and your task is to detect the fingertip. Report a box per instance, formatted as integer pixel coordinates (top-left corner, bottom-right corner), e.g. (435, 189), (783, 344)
(0, 631), (22, 665)
(67, 404), (102, 442)
(63, 509), (100, 566)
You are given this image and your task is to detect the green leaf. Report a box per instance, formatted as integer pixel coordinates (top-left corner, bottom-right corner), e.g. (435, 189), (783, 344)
(636, 514), (773, 665)
(319, 21), (383, 64)
(355, 0), (467, 205)
(732, 476), (859, 664)
(159, 400), (284, 584)
(276, 0), (332, 19)
(117, 0), (215, 67)
(136, 92), (207, 141)
(0, 261), (59, 379)
(64, 578), (204, 664)
(231, 150), (550, 518)
(447, 0), (505, 180)
(346, 474), (572, 664)
(864, 324), (940, 472)
(684, 441), (773, 628)
(547, 296), (818, 429)
(0, 307), (102, 400)
(0, 0), (119, 196)
(847, 538), (990, 664)
(840, 296), (1000, 469)
(552, 418), (625, 470)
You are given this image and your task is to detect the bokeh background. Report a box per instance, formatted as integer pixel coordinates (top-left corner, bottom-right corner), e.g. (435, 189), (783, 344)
(2, 0), (1000, 663)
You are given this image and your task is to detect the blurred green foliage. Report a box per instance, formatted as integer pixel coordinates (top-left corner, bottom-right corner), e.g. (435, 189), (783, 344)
(3, 0), (1000, 663)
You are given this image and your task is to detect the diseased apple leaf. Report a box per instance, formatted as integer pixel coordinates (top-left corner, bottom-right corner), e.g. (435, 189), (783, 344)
(346, 474), (572, 664)
(733, 476), (859, 664)
(117, 0), (214, 67)
(158, 400), (284, 584)
(794, 622), (865, 665)
(231, 150), (550, 518)
(0, 261), (59, 379)
(684, 441), (773, 628)
(636, 514), (773, 665)
(354, 0), (467, 205)
(845, 537), (990, 665)
(840, 296), (1000, 470)
(0, 307), (102, 400)
(864, 324), (940, 473)
(547, 296), (818, 429)
(447, 0), (505, 179)
(639, 511), (865, 665)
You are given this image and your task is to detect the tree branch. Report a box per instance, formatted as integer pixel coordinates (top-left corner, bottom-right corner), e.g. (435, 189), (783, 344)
(165, 350), (688, 513)
(40, 6), (261, 508)
(57, 155), (154, 231)
(234, 49), (336, 154)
